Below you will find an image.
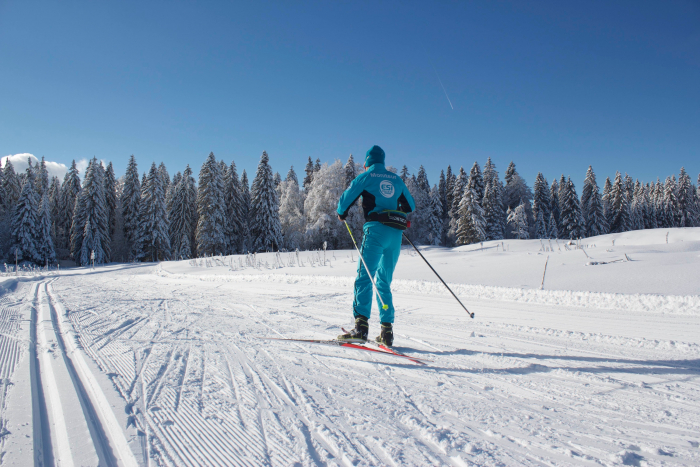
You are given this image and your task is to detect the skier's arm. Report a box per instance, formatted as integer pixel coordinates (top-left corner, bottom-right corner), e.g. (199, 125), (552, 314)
(397, 184), (416, 214)
(337, 175), (366, 220)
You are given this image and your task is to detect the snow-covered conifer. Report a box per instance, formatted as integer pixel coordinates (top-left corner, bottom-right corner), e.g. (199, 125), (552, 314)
(79, 158), (110, 264)
(287, 166), (299, 186)
(2, 161), (21, 214)
(11, 176), (40, 262)
(559, 178), (583, 239)
(507, 202), (529, 240)
(240, 171), (251, 252)
(303, 157), (314, 192)
(344, 155), (356, 189)
(677, 167), (697, 227)
(274, 172), (282, 187)
(609, 172), (631, 233)
(550, 179), (560, 235)
(427, 185), (443, 245)
(135, 162), (170, 261)
(582, 167), (607, 237)
(456, 186), (486, 245)
(37, 192), (56, 265)
(467, 162), (484, 205)
(447, 167), (467, 243)
(505, 162), (516, 186)
(224, 160), (244, 254)
(304, 161), (346, 249)
(416, 166), (430, 194)
(483, 181), (505, 240)
(35, 156), (49, 197)
(533, 172), (550, 238)
(438, 170), (446, 216)
(122, 155), (141, 256)
(195, 153), (226, 256)
(169, 166), (197, 259)
(48, 177), (61, 249)
(250, 151), (282, 252)
(278, 177), (305, 250)
(314, 159), (321, 173)
(104, 162), (117, 256)
(643, 183), (657, 230)
(630, 181), (645, 231)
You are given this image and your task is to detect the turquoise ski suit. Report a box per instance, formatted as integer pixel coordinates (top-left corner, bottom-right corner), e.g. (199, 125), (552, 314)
(337, 152), (415, 324)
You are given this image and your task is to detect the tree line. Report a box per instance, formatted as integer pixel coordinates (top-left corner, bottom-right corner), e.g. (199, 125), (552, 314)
(1, 151), (698, 266)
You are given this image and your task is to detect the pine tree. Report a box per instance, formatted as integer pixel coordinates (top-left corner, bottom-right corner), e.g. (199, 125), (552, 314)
(427, 185), (443, 245)
(643, 183), (657, 230)
(654, 179), (666, 228)
(2, 161), (21, 214)
(303, 157), (314, 192)
(550, 179), (560, 236)
(37, 192), (56, 265)
(448, 167), (467, 243)
(456, 186), (486, 245)
(438, 170), (446, 217)
(467, 162), (484, 205)
(158, 162), (170, 191)
(70, 184), (88, 263)
(224, 160), (244, 254)
(278, 176), (305, 250)
(582, 167), (607, 237)
(344, 155), (356, 189)
(122, 155), (141, 257)
(624, 174), (634, 204)
(48, 177), (61, 250)
(483, 181), (505, 240)
(11, 176), (40, 262)
(602, 176), (613, 229)
(240, 170), (251, 252)
(677, 167), (697, 227)
(135, 162), (170, 261)
(630, 180), (644, 231)
(559, 178), (583, 239)
(609, 172), (631, 233)
(80, 158), (110, 264)
(533, 172), (550, 238)
(287, 165), (299, 185)
(507, 202), (529, 240)
(314, 158), (321, 173)
(400, 165), (410, 183)
(35, 156), (49, 197)
(104, 162), (117, 260)
(168, 166), (197, 259)
(250, 151), (282, 252)
(273, 172), (282, 187)
(196, 153), (227, 256)
(505, 161), (517, 186)
(663, 176), (679, 227)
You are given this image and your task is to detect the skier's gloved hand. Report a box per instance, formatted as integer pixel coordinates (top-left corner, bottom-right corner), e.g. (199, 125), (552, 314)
(338, 213), (347, 221)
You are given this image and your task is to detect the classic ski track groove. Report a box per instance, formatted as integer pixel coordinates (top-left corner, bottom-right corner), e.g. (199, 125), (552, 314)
(38, 264), (700, 466)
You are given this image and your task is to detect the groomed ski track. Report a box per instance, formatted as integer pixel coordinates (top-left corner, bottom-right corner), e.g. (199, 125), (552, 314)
(18, 259), (697, 467)
(0, 279), (138, 467)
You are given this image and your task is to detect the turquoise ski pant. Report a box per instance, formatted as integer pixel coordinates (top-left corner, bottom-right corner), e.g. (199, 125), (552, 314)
(353, 222), (403, 323)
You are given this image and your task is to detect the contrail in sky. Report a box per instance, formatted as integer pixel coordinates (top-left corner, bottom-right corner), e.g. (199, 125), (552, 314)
(432, 66), (454, 110)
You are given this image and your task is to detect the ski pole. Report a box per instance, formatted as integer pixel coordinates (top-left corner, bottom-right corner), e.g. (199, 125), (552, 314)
(401, 233), (475, 318)
(344, 221), (389, 310)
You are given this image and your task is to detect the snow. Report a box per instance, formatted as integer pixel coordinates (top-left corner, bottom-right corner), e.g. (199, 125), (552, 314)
(0, 227), (699, 466)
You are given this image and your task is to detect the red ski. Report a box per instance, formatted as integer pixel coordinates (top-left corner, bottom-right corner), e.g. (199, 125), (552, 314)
(260, 337), (430, 365)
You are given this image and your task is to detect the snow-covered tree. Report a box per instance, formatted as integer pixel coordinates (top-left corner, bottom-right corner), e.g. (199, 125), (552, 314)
(169, 166), (197, 259)
(550, 179), (560, 236)
(35, 156), (49, 197)
(304, 160), (346, 249)
(677, 167), (697, 227)
(273, 172), (282, 187)
(11, 176), (40, 263)
(278, 177), (305, 250)
(533, 172), (550, 239)
(344, 155), (357, 189)
(196, 153), (227, 256)
(303, 157), (314, 192)
(250, 151), (282, 252)
(70, 158), (109, 265)
(104, 162), (117, 259)
(456, 186), (486, 245)
(581, 167), (607, 237)
(630, 180), (645, 231)
(240, 170), (251, 252)
(609, 172), (631, 233)
(466, 162), (484, 205)
(447, 167), (467, 244)
(122, 155), (141, 257)
(135, 162), (170, 261)
(2, 161), (21, 214)
(663, 176), (679, 228)
(48, 177), (61, 250)
(37, 192), (56, 265)
(559, 178), (583, 239)
(405, 176), (430, 244)
(426, 185), (443, 245)
(400, 165), (410, 183)
(602, 177), (613, 229)
(224, 160), (244, 254)
(507, 202), (529, 240)
(287, 165), (299, 186)
(483, 181), (505, 240)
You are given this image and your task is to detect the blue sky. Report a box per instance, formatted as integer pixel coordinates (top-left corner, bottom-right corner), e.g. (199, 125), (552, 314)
(1, 1), (698, 189)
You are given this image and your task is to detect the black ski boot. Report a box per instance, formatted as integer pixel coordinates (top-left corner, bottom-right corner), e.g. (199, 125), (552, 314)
(375, 322), (393, 347)
(338, 316), (369, 343)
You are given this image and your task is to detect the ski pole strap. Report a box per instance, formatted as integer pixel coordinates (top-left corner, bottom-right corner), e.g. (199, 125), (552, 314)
(366, 210), (410, 230)
(402, 233), (474, 319)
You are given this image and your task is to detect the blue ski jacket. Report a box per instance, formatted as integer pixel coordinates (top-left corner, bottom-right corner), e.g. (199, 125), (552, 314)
(337, 163), (416, 221)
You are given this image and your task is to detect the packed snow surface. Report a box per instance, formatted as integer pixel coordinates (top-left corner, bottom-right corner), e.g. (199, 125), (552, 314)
(1, 228), (699, 466)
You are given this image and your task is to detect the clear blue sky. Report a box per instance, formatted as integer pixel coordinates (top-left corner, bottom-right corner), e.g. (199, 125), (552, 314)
(1, 1), (698, 189)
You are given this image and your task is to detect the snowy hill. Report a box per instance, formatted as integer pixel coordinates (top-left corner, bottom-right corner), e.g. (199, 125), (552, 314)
(1, 228), (699, 466)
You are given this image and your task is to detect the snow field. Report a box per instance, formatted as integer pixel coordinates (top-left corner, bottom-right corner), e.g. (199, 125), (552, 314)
(0, 228), (699, 466)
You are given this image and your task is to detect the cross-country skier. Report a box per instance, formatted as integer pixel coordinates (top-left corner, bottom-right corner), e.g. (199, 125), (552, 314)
(336, 145), (415, 347)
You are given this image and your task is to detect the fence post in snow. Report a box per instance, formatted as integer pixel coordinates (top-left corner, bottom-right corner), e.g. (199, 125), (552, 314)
(540, 255), (549, 290)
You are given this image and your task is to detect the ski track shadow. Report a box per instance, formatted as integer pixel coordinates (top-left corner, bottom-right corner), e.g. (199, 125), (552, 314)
(391, 347), (700, 376)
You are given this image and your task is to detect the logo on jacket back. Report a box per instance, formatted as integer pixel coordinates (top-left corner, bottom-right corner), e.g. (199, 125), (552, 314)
(379, 180), (395, 198)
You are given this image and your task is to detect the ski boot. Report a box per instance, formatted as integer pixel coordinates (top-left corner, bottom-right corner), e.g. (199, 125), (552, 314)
(375, 322), (393, 347)
(338, 316), (369, 343)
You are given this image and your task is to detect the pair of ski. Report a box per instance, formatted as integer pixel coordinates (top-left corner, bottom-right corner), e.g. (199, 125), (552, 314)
(262, 330), (430, 365)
